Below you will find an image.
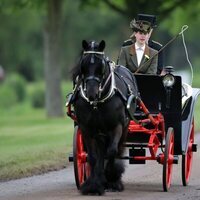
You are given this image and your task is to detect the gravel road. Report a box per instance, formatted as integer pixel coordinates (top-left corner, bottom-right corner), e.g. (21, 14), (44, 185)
(1, 134), (200, 200)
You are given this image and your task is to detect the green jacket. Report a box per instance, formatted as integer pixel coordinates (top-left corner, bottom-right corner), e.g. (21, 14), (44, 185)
(118, 44), (158, 74)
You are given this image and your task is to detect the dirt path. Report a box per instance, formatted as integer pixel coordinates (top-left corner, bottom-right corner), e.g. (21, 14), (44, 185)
(1, 134), (200, 200)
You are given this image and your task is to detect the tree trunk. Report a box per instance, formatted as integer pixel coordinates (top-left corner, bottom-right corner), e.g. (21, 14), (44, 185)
(44, 0), (63, 117)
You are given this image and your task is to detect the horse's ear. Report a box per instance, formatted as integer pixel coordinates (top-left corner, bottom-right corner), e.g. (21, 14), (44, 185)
(99, 40), (106, 51)
(82, 40), (88, 50)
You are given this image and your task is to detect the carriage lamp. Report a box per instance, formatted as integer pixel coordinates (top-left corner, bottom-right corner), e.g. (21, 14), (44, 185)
(162, 66), (176, 109)
(162, 66), (175, 88)
(162, 74), (175, 88)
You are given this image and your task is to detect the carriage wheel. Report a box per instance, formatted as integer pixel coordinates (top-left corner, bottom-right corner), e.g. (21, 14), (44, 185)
(182, 119), (194, 186)
(163, 127), (174, 192)
(73, 126), (90, 189)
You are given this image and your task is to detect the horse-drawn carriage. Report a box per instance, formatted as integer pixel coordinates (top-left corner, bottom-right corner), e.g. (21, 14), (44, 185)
(66, 40), (200, 195)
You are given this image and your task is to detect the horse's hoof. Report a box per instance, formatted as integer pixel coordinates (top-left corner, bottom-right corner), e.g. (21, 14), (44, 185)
(80, 179), (105, 195)
(105, 180), (124, 192)
(80, 187), (105, 196)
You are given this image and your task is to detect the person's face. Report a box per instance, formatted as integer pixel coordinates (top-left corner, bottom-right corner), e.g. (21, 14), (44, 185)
(134, 31), (149, 45)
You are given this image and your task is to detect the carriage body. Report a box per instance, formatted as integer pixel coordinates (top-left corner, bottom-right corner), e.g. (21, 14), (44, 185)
(131, 74), (182, 154)
(130, 73), (199, 156)
(67, 71), (200, 191)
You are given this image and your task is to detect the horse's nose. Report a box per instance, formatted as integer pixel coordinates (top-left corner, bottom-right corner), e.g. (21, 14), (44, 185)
(87, 88), (98, 101)
(88, 93), (98, 101)
(86, 80), (99, 101)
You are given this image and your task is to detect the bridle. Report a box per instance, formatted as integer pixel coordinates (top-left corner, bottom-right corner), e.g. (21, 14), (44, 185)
(82, 50), (105, 85)
(79, 50), (116, 107)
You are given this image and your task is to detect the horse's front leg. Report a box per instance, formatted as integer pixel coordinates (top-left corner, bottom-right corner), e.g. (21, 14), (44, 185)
(107, 124), (122, 159)
(105, 124), (125, 191)
(80, 136), (105, 195)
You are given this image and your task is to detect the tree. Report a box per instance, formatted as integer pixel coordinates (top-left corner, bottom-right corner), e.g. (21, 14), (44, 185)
(80, 0), (198, 22)
(80, 0), (200, 71)
(43, 0), (63, 117)
(0, 0), (63, 117)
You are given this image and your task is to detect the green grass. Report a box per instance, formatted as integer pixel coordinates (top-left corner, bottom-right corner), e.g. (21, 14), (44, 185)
(192, 68), (200, 130)
(0, 81), (74, 181)
(194, 98), (200, 131)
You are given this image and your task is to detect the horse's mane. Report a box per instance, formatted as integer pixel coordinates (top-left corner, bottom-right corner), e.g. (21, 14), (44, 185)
(71, 52), (92, 82)
(71, 50), (83, 81)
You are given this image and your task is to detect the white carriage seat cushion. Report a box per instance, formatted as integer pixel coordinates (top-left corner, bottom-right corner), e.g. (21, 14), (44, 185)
(182, 82), (192, 107)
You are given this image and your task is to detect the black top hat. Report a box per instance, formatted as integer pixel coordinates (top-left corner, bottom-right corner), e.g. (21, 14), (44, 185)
(130, 19), (151, 34)
(137, 14), (157, 28)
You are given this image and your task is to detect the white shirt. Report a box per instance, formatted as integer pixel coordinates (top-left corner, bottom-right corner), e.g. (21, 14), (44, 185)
(135, 43), (145, 66)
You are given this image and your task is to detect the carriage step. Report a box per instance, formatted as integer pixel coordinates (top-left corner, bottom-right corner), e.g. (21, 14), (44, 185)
(192, 144), (197, 152)
(68, 152), (73, 162)
(129, 148), (146, 164)
(124, 143), (149, 148)
(119, 156), (146, 164)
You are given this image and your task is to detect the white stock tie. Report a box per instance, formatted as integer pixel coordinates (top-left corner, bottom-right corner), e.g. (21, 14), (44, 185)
(136, 47), (144, 66)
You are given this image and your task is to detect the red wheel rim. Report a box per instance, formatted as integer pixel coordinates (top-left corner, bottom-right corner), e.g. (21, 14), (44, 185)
(76, 129), (85, 185)
(73, 127), (90, 189)
(163, 128), (174, 192)
(182, 119), (194, 186)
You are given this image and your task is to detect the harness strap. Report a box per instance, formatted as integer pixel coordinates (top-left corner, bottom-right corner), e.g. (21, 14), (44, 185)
(115, 88), (127, 102)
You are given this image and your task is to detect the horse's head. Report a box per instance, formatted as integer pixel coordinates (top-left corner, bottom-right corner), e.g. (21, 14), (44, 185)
(80, 40), (108, 103)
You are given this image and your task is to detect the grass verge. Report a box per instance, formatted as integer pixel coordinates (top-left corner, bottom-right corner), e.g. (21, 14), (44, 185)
(0, 81), (74, 181)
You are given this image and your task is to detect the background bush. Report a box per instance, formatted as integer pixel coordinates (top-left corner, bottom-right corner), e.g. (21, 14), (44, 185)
(0, 85), (18, 108)
(4, 73), (26, 102)
(31, 86), (45, 108)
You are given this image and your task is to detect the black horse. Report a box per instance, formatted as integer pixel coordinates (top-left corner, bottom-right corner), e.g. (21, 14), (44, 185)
(71, 40), (138, 195)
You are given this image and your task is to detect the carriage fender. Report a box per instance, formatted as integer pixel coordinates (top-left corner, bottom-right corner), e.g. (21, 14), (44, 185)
(182, 88), (200, 153)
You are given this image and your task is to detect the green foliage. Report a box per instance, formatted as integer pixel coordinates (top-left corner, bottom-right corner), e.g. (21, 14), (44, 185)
(0, 80), (74, 180)
(80, 0), (197, 21)
(4, 73), (27, 102)
(31, 86), (45, 108)
(62, 81), (73, 100)
(161, 1), (200, 37)
(0, 0), (200, 82)
(62, 1), (127, 78)
(0, 0), (45, 14)
(0, 85), (18, 108)
(194, 99), (200, 130)
(191, 58), (200, 88)
(0, 10), (43, 81)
